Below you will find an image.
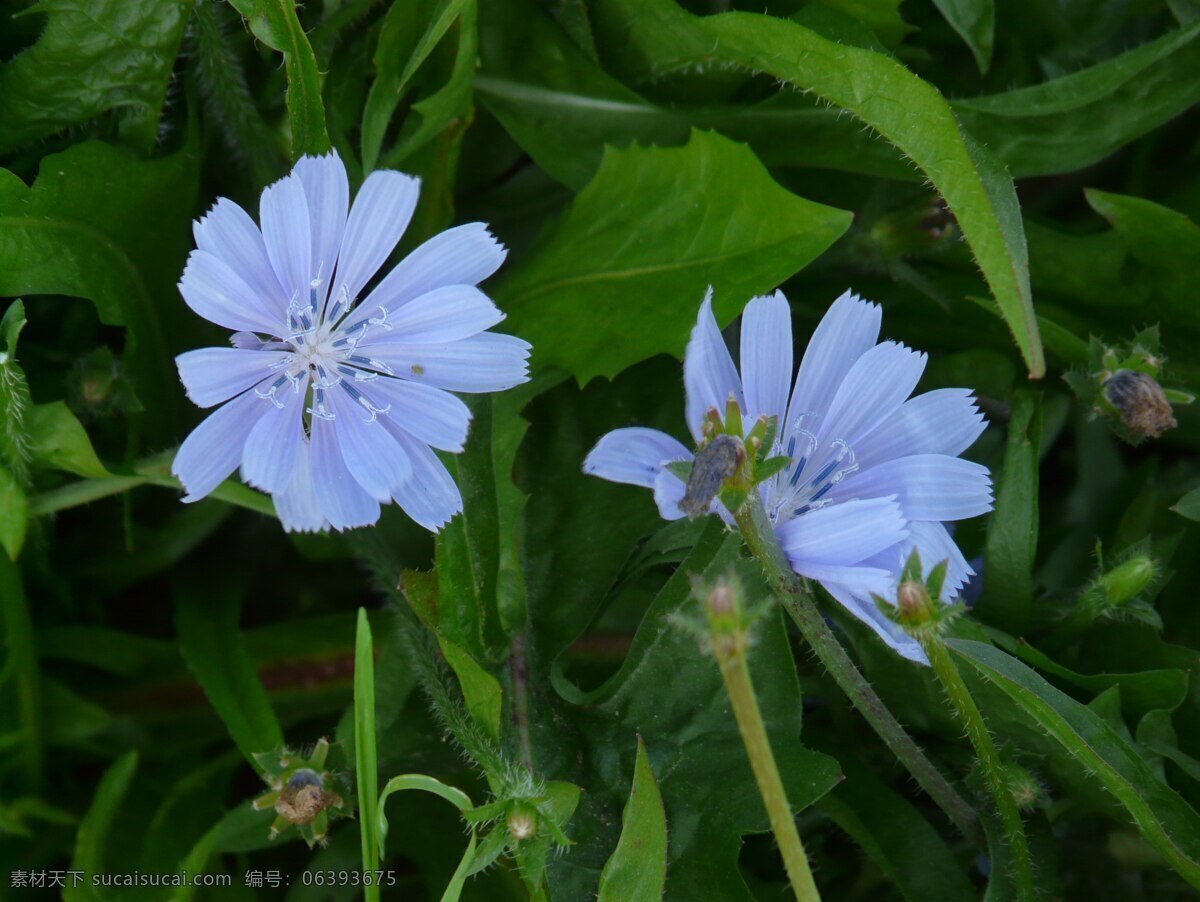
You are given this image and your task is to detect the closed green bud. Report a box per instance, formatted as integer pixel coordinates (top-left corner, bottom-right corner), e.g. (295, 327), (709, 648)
(1098, 555), (1156, 608)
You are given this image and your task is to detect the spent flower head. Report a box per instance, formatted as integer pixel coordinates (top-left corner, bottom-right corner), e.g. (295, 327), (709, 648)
(253, 738), (349, 847)
(172, 152), (531, 532)
(585, 289), (993, 664)
(1064, 326), (1191, 445)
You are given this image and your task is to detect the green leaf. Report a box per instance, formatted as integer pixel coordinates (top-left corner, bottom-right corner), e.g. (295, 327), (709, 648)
(481, 5), (1200, 190)
(930, 0), (994, 72)
(597, 737), (667, 901)
(1007, 639), (1188, 723)
(0, 141), (199, 432)
(815, 752), (976, 902)
(977, 389), (1041, 632)
(227, 0), (331, 158)
(174, 580), (284, 769)
(431, 393), (530, 659)
(1172, 487), (1200, 521)
(0, 0), (190, 153)
(814, 0), (910, 46)
(520, 360), (687, 665)
(0, 299), (31, 485)
(956, 22), (1200, 179)
(66, 751), (138, 902)
(0, 464), (27, 560)
(540, 523), (841, 898)
(362, 0), (471, 171)
(1085, 189), (1200, 335)
(438, 637), (503, 743)
(690, 7), (1043, 377)
(355, 609), (380, 880)
(27, 402), (110, 479)
(951, 639), (1200, 890)
(497, 129), (852, 384)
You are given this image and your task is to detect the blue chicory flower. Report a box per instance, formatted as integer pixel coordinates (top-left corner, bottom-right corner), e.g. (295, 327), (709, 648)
(172, 153), (530, 532)
(584, 290), (992, 663)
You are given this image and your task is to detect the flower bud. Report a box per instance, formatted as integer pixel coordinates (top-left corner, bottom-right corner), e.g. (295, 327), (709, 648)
(1098, 555), (1156, 608)
(1102, 369), (1177, 440)
(1003, 763), (1047, 812)
(896, 579), (933, 625)
(507, 806), (538, 842)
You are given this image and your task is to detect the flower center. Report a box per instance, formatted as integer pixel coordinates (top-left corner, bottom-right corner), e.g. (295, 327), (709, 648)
(254, 283), (397, 422)
(766, 413), (859, 522)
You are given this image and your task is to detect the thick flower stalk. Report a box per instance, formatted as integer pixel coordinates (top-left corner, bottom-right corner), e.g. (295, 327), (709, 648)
(172, 153), (530, 532)
(586, 289), (992, 662)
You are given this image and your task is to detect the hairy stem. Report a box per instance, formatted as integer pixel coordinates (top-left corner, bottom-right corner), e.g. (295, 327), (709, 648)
(922, 636), (1035, 900)
(713, 627), (821, 901)
(732, 496), (983, 848)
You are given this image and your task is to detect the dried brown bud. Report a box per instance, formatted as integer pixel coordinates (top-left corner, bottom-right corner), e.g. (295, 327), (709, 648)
(1103, 369), (1177, 440)
(679, 434), (745, 518)
(275, 770), (341, 825)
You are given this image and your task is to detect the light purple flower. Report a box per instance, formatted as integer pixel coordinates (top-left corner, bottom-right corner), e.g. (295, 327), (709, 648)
(584, 290), (992, 663)
(172, 153), (530, 533)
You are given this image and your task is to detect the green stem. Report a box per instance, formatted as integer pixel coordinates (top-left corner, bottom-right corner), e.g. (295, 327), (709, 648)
(732, 497), (983, 848)
(921, 635), (1035, 901)
(713, 633), (820, 901)
(27, 450), (276, 518)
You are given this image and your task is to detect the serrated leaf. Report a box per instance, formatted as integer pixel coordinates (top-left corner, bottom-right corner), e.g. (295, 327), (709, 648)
(0, 0), (189, 153)
(597, 737), (667, 901)
(497, 129), (852, 385)
(227, 0), (331, 158)
(951, 639), (1200, 890)
(691, 7), (1043, 377)
(480, 5), (1200, 190)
